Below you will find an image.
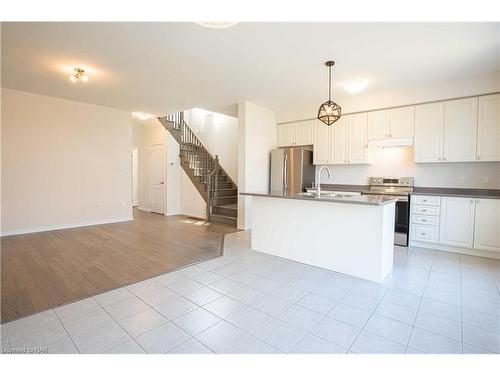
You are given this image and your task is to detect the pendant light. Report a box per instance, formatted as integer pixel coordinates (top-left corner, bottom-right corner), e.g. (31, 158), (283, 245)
(317, 61), (341, 126)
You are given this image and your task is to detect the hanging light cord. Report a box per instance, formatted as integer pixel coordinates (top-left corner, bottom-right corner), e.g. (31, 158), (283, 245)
(328, 64), (332, 101)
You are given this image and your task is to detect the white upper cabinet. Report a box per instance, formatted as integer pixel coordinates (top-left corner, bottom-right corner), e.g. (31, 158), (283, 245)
(348, 113), (369, 164)
(278, 120), (313, 147)
(414, 102), (444, 162)
(443, 97), (478, 162)
(330, 116), (347, 164)
(368, 110), (391, 140)
(313, 119), (331, 165)
(390, 106), (415, 138)
(439, 197), (476, 248)
(368, 106), (414, 140)
(477, 94), (500, 162)
(295, 120), (314, 146)
(278, 123), (296, 147)
(473, 198), (500, 253)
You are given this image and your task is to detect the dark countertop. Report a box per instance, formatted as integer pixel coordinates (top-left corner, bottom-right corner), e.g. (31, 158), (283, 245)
(411, 187), (500, 199)
(308, 184), (500, 200)
(240, 191), (397, 206)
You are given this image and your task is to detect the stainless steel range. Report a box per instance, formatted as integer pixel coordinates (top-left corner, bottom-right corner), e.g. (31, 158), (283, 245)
(365, 177), (414, 246)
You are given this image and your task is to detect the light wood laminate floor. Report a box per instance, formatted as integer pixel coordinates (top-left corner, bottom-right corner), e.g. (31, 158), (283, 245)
(1, 210), (238, 322)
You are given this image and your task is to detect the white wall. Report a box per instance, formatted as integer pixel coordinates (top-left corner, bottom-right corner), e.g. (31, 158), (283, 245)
(1, 88), (133, 235)
(132, 119), (206, 218)
(238, 101), (277, 230)
(317, 147), (500, 189)
(277, 71), (500, 123)
(184, 109), (238, 182)
(279, 71), (500, 189)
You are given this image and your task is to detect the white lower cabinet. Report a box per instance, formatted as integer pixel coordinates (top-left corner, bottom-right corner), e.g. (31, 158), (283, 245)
(438, 197), (475, 248)
(410, 195), (500, 257)
(474, 198), (500, 252)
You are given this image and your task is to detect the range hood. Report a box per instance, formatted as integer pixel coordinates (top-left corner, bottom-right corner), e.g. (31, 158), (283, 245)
(368, 137), (414, 149)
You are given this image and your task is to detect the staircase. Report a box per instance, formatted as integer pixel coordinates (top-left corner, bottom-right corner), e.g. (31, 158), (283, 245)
(158, 112), (238, 227)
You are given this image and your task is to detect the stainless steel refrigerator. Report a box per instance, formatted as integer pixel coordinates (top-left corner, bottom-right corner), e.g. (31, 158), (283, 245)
(270, 147), (315, 194)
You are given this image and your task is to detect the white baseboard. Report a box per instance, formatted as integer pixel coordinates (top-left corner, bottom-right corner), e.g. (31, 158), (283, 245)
(136, 206), (151, 212)
(410, 240), (500, 260)
(1, 216), (134, 237)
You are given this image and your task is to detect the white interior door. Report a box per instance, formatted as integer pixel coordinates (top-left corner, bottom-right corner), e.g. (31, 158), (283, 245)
(132, 148), (139, 207)
(149, 144), (165, 214)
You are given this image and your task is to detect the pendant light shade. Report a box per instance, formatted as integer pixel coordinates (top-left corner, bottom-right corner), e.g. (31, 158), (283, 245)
(317, 61), (341, 126)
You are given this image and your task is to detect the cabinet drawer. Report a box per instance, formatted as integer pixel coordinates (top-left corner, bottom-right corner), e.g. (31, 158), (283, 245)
(412, 224), (439, 243)
(412, 204), (440, 216)
(412, 214), (440, 226)
(412, 195), (440, 206)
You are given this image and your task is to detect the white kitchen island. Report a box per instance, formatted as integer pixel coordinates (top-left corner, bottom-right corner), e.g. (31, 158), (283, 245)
(241, 191), (397, 282)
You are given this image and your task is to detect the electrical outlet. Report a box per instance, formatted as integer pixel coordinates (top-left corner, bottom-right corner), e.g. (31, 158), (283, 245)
(459, 176), (466, 184)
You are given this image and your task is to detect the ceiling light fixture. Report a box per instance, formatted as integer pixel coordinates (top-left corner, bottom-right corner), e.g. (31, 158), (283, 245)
(195, 22), (238, 29)
(132, 112), (154, 120)
(344, 80), (367, 93)
(69, 68), (88, 83)
(317, 61), (341, 126)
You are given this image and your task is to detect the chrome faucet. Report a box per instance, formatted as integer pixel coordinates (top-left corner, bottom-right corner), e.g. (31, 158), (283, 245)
(316, 166), (331, 197)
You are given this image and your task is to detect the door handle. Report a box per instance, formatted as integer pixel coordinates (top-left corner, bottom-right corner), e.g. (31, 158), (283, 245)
(160, 181), (164, 184)
(283, 154), (288, 189)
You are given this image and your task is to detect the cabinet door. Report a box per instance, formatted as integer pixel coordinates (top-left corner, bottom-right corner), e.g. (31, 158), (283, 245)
(414, 102), (444, 162)
(439, 197), (475, 248)
(477, 94), (500, 162)
(368, 110), (390, 140)
(278, 123), (296, 147)
(348, 113), (369, 164)
(474, 198), (500, 252)
(390, 106), (415, 138)
(313, 120), (331, 165)
(295, 120), (314, 146)
(330, 116), (347, 164)
(443, 97), (478, 162)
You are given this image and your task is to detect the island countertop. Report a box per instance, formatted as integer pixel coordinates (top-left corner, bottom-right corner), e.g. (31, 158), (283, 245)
(304, 184), (500, 200)
(240, 191), (398, 206)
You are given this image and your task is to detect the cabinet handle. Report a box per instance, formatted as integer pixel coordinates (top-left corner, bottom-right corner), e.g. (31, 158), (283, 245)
(423, 199), (427, 202)
(422, 209), (427, 212)
(421, 233), (426, 236)
(422, 219), (427, 222)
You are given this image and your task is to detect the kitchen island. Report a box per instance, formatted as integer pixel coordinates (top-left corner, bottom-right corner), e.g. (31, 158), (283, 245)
(240, 191), (397, 282)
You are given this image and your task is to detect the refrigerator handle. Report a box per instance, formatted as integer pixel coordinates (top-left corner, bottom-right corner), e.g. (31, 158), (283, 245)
(283, 154), (288, 189)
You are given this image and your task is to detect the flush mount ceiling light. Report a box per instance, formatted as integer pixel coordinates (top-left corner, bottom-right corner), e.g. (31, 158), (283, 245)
(195, 22), (238, 29)
(317, 61), (341, 126)
(132, 112), (154, 120)
(344, 80), (367, 93)
(69, 68), (88, 83)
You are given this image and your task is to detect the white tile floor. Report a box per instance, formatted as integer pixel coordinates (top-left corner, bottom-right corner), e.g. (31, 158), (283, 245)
(1, 230), (499, 354)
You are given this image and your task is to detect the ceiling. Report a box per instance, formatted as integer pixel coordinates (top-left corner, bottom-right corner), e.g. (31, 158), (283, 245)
(2, 22), (499, 120)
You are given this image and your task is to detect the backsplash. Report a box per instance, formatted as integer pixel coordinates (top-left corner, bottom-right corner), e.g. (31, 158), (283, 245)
(316, 146), (500, 189)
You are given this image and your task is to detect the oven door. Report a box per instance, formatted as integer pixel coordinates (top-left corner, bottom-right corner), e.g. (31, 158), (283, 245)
(394, 196), (409, 246)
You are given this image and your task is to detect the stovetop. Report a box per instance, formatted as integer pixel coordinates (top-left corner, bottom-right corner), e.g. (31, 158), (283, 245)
(367, 177), (414, 196)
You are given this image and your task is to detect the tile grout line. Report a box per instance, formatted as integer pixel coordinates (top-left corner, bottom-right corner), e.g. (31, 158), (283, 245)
(405, 248), (436, 353)
(53, 308), (81, 354)
(93, 295), (149, 354)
